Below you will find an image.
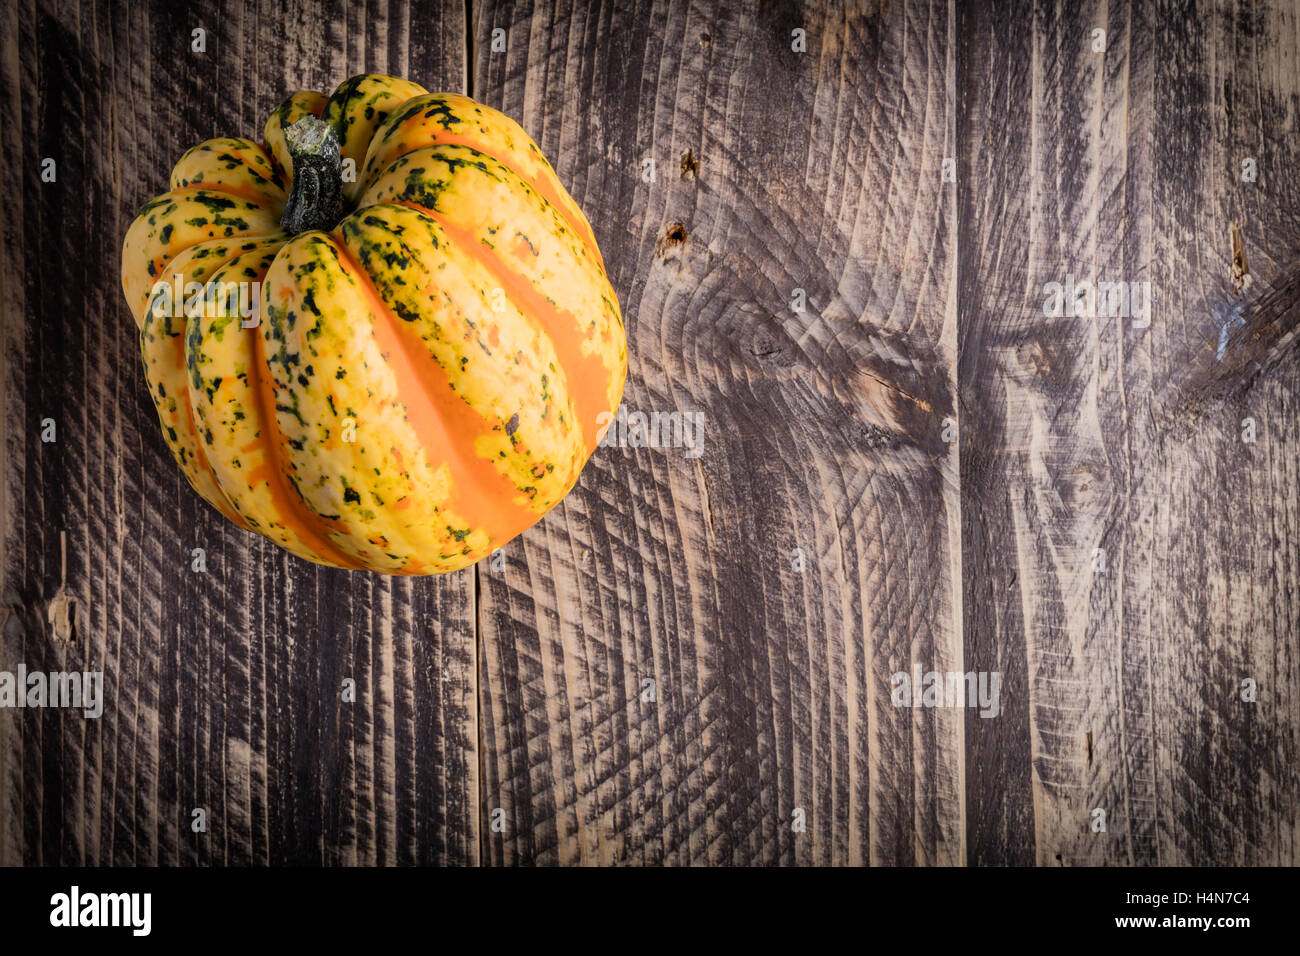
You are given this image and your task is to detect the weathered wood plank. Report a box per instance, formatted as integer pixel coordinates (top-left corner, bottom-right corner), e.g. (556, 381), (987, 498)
(472, 0), (962, 865)
(957, 0), (1300, 865)
(1147, 0), (1300, 865)
(0, 0), (478, 866)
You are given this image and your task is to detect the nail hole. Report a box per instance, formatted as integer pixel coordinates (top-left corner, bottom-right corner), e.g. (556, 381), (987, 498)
(656, 222), (688, 258)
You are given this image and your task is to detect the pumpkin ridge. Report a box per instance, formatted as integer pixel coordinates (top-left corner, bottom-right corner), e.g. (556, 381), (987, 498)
(183, 239), (293, 538)
(356, 94), (605, 273)
(170, 136), (289, 204)
(264, 231), (493, 570)
(135, 229), (286, 330)
(339, 201), (587, 516)
(141, 237), (283, 527)
(171, 181), (286, 212)
(141, 236), (275, 333)
(357, 139), (623, 437)
(184, 240), (361, 569)
(324, 231), (545, 549)
(386, 195), (610, 453)
(180, 374), (252, 529)
(245, 276), (365, 569)
(140, 320), (251, 530)
(322, 74), (428, 206)
(245, 325), (361, 567)
(121, 186), (283, 324)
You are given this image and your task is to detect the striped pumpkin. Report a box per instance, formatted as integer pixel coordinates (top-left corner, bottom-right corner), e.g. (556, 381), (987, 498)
(121, 74), (626, 574)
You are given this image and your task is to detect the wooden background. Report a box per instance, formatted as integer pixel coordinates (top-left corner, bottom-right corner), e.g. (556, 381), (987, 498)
(1, 0), (1297, 865)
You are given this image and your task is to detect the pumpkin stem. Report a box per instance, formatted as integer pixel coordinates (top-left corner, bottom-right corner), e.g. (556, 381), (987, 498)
(281, 116), (344, 235)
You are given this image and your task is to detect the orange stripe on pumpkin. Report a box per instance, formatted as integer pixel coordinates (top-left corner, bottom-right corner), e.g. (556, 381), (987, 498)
(151, 330), (251, 530)
(392, 201), (610, 453)
(326, 234), (544, 550)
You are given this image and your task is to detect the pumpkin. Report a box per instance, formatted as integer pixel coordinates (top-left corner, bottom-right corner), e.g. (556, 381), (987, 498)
(121, 74), (626, 574)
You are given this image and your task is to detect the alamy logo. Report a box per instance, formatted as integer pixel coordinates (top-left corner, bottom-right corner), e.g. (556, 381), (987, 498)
(148, 273), (261, 327)
(1042, 274), (1151, 328)
(891, 666), (1002, 718)
(0, 665), (103, 718)
(50, 886), (151, 936)
(597, 407), (705, 459)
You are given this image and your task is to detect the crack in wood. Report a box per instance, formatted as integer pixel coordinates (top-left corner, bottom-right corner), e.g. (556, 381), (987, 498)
(680, 149), (698, 179)
(464, 0), (476, 99)
(473, 560), (483, 866)
(698, 463), (716, 540)
(860, 367), (934, 415)
(1230, 223), (1251, 295)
